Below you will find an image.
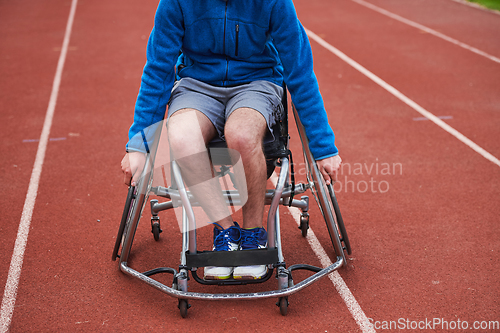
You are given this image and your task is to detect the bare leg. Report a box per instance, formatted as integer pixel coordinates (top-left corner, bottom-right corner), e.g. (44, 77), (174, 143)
(167, 109), (234, 229)
(224, 108), (268, 229)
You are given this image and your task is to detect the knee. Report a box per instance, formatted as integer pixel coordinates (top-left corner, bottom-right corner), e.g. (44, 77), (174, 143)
(225, 128), (263, 156)
(167, 125), (203, 160)
(167, 109), (216, 159)
(224, 108), (267, 157)
(167, 131), (188, 155)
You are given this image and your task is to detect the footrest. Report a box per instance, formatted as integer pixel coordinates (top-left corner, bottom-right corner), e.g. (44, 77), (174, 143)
(185, 248), (279, 268)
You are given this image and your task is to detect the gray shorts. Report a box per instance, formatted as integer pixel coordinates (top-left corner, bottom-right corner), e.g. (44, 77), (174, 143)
(167, 78), (283, 144)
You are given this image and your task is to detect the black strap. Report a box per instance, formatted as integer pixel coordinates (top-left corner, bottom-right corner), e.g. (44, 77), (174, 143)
(287, 150), (296, 207)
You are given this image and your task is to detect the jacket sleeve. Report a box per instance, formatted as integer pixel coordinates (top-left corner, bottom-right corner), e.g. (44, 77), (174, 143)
(269, 0), (338, 160)
(126, 0), (184, 153)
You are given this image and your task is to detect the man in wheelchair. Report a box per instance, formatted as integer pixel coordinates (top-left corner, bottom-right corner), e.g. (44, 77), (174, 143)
(121, 0), (342, 281)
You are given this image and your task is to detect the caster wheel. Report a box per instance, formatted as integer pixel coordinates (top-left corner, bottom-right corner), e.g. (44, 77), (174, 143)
(151, 219), (162, 241)
(299, 214), (309, 237)
(178, 299), (189, 318)
(277, 297), (289, 316)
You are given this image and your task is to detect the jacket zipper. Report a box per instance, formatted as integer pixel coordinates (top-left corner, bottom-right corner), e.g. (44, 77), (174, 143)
(223, 1), (229, 85)
(235, 24), (239, 56)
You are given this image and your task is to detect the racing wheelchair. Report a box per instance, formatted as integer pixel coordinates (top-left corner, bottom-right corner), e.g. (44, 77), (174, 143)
(112, 89), (351, 317)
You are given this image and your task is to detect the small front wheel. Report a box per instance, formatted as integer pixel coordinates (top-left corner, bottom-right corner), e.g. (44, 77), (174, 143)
(278, 297), (289, 316)
(151, 219), (162, 241)
(299, 214), (309, 237)
(178, 299), (189, 318)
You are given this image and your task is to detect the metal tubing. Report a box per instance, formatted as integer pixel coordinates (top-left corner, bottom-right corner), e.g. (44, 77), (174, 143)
(151, 201), (173, 214)
(172, 162), (197, 254)
(180, 209), (189, 265)
(274, 206), (284, 263)
(267, 158), (289, 249)
(120, 257), (343, 301)
(287, 198), (309, 211)
(151, 183), (310, 212)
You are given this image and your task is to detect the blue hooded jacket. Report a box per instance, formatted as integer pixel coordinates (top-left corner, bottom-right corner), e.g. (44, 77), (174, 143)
(128, 0), (338, 160)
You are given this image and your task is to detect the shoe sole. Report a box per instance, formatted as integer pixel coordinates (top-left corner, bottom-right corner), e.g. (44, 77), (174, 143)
(232, 275), (265, 280)
(204, 275), (232, 280)
(204, 267), (234, 280)
(233, 267), (268, 280)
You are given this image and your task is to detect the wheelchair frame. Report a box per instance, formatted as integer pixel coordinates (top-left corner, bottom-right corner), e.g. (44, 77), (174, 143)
(112, 95), (351, 317)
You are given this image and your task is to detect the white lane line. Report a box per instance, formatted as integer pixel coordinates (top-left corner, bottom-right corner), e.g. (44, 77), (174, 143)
(22, 137), (67, 143)
(287, 207), (375, 333)
(350, 0), (500, 64)
(413, 115), (453, 121)
(270, 175), (375, 333)
(305, 28), (500, 168)
(0, 0), (78, 331)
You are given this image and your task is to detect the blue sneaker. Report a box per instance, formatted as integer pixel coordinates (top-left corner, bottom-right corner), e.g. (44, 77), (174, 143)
(233, 227), (268, 280)
(204, 222), (241, 280)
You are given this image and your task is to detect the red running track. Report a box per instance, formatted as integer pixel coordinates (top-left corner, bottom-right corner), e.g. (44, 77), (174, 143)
(1, 0), (499, 331)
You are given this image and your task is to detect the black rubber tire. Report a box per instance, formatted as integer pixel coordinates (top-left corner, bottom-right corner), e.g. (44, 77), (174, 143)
(112, 186), (135, 261)
(115, 154), (155, 264)
(179, 299), (188, 318)
(308, 163), (346, 263)
(279, 297), (288, 316)
(327, 184), (352, 255)
(152, 221), (161, 241)
(299, 215), (309, 238)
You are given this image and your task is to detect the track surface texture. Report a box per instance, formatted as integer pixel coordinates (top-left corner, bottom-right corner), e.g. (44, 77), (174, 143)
(1, 0), (499, 332)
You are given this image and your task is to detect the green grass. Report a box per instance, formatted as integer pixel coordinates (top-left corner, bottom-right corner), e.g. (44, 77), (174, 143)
(466, 0), (500, 11)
